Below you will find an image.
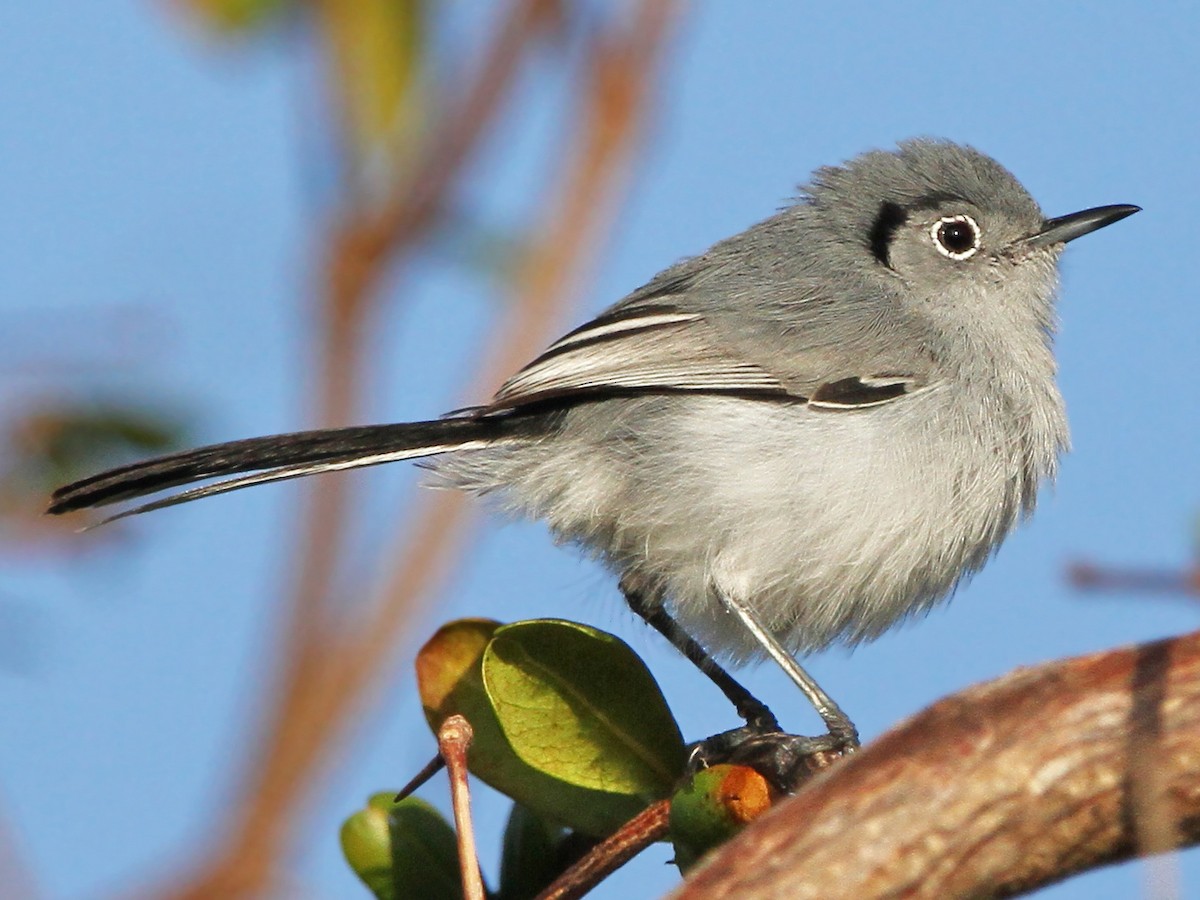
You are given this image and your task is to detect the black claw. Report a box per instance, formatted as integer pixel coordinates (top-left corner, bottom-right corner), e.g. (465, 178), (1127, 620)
(685, 724), (856, 794)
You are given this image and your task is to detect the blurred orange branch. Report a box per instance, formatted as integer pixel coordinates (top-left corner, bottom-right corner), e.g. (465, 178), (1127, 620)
(285, 0), (564, 680)
(257, 5), (566, 845)
(159, 1), (679, 896)
(1069, 561), (1200, 597)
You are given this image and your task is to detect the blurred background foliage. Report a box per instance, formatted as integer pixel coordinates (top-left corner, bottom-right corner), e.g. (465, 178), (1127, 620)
(1, 0), (678, 895)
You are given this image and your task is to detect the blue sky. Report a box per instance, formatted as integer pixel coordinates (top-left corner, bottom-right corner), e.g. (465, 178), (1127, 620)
(2, 3), (1198, 898)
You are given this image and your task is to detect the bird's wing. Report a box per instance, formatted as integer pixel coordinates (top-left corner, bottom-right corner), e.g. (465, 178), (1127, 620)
(487, 301), (929, 413)
(806, 375), (926, 410)
(489, 303), (792, 410)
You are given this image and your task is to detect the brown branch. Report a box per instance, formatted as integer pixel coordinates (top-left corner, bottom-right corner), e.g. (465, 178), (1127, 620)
(535, 800), (672, 900)
(671, 630), (1200, 899)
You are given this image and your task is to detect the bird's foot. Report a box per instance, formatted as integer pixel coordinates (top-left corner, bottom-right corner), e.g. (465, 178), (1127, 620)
(685, 724), (856, 794)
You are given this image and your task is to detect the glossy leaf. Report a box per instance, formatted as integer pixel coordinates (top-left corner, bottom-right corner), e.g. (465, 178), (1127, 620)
(340, 793), (462, 900)
(497, 803), (568, 900)
(416, 619), (665, 836)
(482, 619), (686, 798)
(416, 618), (502, 724)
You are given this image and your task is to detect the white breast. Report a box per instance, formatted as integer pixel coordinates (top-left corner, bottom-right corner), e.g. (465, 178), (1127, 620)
(435, 380), (1066, 662)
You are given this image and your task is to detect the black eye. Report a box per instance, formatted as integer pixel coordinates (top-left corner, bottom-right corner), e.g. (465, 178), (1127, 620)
(931, 214), (980, 260)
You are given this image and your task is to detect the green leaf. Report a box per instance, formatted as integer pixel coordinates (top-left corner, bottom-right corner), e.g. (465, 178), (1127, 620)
(482, 619), (686, 798)
(498, 804), (568, 900)
(417, 618), (502, 721)
(416, 619), (669, 836)
(340, 794), (396, 899)
(340, 794), (463, 900)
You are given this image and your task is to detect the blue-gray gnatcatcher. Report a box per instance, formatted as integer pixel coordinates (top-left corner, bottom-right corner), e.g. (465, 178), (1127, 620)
(49, 139), (1138, 762)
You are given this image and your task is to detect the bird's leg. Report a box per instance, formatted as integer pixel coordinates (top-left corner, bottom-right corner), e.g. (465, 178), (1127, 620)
(716, 589), (860, 751)
(623, 582), (858, 792)
(621, 582), (780, 733)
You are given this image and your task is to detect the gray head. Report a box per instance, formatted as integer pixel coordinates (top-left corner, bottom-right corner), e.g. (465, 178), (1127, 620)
(799, 139), (1138, 341)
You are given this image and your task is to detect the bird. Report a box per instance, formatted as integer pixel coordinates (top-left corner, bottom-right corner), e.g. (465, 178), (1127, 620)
(48, 139), (1139, 760)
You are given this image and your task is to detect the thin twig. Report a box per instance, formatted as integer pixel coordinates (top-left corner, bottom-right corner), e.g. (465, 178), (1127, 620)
(439, 715), (485, 900)
(1068, 561), (1200, 596)
(535, 800), (672, 900)
(393, 754), (446, 803)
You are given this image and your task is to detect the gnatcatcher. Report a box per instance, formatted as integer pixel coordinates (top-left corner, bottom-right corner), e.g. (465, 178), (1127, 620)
(49, 139), (1138, 763)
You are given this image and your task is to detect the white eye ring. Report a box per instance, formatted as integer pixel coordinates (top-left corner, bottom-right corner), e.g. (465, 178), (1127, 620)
(930, 214), (981, 260)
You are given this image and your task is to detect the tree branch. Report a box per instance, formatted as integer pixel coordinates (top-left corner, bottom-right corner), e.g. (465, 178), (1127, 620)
(672, 630), (1200, 899)
(536, 800), (671, 900)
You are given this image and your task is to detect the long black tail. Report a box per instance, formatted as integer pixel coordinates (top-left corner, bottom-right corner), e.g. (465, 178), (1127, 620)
(47, 415), (530, 524)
